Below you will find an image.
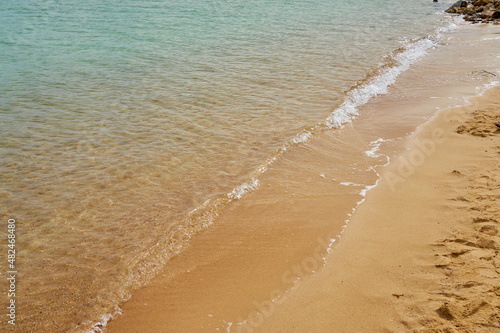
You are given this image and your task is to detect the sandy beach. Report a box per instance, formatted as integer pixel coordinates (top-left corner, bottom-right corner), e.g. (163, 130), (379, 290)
(5, 2), (500, 332)
(254, 87), (500, 333)
(105, 77), (500, 333)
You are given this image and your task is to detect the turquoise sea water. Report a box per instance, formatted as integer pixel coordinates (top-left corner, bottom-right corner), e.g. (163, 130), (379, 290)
(0, 0), (457, 331)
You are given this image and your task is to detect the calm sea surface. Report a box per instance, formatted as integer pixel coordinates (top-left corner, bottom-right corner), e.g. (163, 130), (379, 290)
(1, 0), (457, 331)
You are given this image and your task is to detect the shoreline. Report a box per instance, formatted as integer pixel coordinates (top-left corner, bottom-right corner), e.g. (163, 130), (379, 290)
(105, 85), (500, 332)
(4, 3), (500, 333)
(84, 16), (474, 333)
(104, 25), (500, 333)
(254, 87), (500, 332)
(255, 85), (500, 333)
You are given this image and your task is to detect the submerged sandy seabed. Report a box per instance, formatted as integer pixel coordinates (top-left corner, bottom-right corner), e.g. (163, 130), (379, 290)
(105, 25), (500, 333)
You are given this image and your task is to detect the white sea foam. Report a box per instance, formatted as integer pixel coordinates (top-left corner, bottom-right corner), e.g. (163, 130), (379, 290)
(325, 37), (439, 129)
(359, 184), (377, 198)
(284, 27), (451, 144)
(292, 131), (312, 144)
(85, 307), (122, 333)
(365, 137), (394, 159)
(481, 80), (500, 93)
(339, 182), (363, 187)
(436, 21), (459, 36)
(228, 179), (260, 200)
(364, 138), (384, 157)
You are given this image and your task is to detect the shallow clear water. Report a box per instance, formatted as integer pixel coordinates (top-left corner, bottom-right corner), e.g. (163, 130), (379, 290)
(0, 0), (458, 331)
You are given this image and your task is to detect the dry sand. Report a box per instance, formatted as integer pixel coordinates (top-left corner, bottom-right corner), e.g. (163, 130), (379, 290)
(106, 86), (500, 332)
(394, 87), (500, 332)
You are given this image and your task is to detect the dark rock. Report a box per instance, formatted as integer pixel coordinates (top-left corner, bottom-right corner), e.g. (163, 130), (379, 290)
(446, 0), (500, 22)
(446, 0), (470, 13)
(481, 8), (500, 19)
